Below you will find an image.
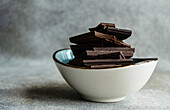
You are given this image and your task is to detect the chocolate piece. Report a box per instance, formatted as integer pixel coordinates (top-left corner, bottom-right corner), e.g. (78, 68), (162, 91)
(99, 23), (116, 28)
(90, 64), (122, 69)
(89, 23), (115, 31)
(68, 58), (83, 66)
(106, 27), (132, 40)
(77, 50), (133, 59)
(69, 31), (131, 47)
(89, 61), (136, 68)
(71, 44), (129, 57)
(68, 58), (133, 67)
(71, 45), (134, 57)
(70, 45), (94, 57)
(71, 44), (128, 50)
(83, 59), (133, 65)
(77, 51), (120, 59)
(93, 47), (135, 52)
(89, 23), (132, 40)
(85, 62), (135, 66)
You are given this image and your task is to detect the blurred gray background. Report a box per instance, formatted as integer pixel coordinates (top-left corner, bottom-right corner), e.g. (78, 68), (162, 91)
(0, 0), (170, 72)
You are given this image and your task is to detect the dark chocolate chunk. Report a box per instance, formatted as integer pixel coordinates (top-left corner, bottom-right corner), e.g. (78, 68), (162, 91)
(70, 44), (131, 57)
(68, 58), (83, 66)
(83, 59), (133, 65)
(99, 23), (116, 27)
(71, 45), (134, 58)
(71, 44), (128, 50)
(93, 47), (135, 52)
(76, 50), (133, 59)
(68, 58), (134, 67)
(89, 23), (132, 40)
(77, 50), (120, 59)
(70, 45), (94, 57)
(90, 64), (122, 69)
(85, 61), (135, 67)
(106, 27), (132, 40)
(69, 31), (131, 47)
(89, 23), (115, 31)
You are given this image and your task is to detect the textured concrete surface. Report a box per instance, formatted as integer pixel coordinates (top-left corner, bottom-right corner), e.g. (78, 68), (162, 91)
(0, 0), (170, 109)
(0, 59), (170, 110)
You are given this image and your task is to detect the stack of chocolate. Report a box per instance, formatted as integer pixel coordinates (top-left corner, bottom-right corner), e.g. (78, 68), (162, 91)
(68, 23), (135, 69)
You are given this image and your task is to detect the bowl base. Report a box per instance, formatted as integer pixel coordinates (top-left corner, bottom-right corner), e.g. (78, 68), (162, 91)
(81, 95), (126, 102)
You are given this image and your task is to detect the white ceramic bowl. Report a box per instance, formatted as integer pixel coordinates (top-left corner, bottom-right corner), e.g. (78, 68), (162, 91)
(53, 48), (158, 102)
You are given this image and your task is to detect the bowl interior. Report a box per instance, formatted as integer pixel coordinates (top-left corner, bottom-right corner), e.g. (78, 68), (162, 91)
(55, 49), (75, 64)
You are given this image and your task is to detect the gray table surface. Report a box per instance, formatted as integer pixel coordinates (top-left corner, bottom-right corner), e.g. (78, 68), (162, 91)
(0, 59), (170, 110)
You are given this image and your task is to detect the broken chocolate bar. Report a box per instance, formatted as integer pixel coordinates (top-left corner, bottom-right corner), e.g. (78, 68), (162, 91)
(76, 50), (133, 59)
(90, 64), (122, 69)
(89, 23), (132, 40)
(93, 47), (135, 52)
(77, 50), (120, 59)
(68, 58), (83, 66)
(68, 58), (133, 67)
(106, 27), (132, 40)
(69, 31), (131, 47)
(89, 23), (115, 31)
(89, 61), (136, 68)
(70, 44), (124, 57)
(83, 59), (133, 64)
(71, 45), (134, 57)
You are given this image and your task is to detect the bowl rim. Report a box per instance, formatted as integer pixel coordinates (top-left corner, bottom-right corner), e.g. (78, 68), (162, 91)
(52, 48), (158, 70)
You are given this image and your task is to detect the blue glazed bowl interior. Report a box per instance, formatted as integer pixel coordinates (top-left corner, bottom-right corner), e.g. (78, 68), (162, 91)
(55, 49), (75, 64)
